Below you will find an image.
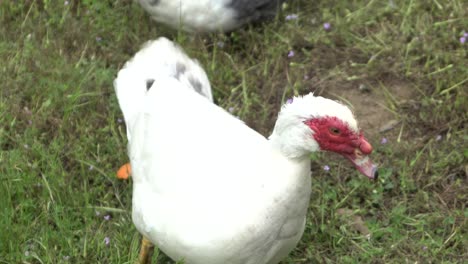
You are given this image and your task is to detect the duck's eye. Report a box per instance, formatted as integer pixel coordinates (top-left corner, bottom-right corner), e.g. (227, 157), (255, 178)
(329, 127), (341, 135)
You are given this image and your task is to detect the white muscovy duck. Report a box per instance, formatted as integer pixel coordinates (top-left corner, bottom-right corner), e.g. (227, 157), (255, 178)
(137, 0), (285, 32)
(114, 37), (377, 264)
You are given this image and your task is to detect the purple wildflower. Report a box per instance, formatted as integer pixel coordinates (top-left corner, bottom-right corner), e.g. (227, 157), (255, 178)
(380, 137), (388, 144)
(285, 14), (299, 21)
(104, 215), (111, 221)
(460, 36), (466, 44)
(104, 237), (110, 245)
(463, 32), (468, 37)
(287, 50), (295, 58)
(286, 98), (293, 104)
(323, 165), (330, 171)
(323, 22), (331, 31)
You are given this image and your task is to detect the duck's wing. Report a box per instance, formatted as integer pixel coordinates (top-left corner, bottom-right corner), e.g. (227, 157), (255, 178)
(128, 67), (311, 264)
(137, 0), (284, 32)
(137, 0), (238, 32)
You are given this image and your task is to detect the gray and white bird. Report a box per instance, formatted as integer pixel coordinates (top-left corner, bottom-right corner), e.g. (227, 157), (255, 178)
(137, 0), (286, 32)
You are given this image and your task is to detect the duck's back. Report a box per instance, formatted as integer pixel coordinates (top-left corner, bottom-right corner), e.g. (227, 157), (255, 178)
(137, 0), (285, 32)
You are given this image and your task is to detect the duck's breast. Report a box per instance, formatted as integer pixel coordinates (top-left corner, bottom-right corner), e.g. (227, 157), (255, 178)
(130, 77), (311, 263)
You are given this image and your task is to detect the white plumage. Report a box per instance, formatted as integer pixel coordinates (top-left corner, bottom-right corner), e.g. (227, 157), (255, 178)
(137, 0), (285, 32)
(115, 38), (212, 141)
(114, 38), (375, 264)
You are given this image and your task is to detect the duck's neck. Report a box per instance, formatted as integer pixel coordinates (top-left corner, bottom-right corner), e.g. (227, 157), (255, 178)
(268, 121), (319, 161)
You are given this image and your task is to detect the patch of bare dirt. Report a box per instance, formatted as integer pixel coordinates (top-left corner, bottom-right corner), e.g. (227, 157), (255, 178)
(320, 80), (416, 139)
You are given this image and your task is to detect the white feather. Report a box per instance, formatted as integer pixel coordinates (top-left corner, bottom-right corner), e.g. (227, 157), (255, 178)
(137, 0), (284, 32)
(138, 0), (237, 32)
(114, 37), (361, 264)
(114, 38), (212, 141)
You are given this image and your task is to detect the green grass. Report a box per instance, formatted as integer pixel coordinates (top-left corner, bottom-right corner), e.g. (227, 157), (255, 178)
(1, 0), (467, 263)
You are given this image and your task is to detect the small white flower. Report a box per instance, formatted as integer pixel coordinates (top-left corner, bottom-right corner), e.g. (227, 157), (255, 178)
(285, 14), (299, 21)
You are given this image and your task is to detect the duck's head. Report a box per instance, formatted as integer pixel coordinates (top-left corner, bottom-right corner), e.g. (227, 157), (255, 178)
(269, 93), (378, 179)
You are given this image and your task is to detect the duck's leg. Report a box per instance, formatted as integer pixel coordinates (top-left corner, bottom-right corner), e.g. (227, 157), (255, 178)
(118, 164), (153, 263)
(138, 236), (155, 264)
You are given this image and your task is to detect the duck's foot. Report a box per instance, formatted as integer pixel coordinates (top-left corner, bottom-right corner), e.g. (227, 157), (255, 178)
(138, 236), (155, 264)
(117, 163), (132, 180)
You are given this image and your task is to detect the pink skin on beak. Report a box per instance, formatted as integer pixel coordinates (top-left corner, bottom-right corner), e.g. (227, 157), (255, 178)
(343, 139), (378, 179)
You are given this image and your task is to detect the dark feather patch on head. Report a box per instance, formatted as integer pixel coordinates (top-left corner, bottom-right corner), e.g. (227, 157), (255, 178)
(175, 62), (186, 79)
(146, 79), (155, 91)
(188, 76), (203, 95)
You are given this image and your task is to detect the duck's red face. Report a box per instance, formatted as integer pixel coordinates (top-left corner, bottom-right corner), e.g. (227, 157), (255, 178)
(304, 117), (378, 179)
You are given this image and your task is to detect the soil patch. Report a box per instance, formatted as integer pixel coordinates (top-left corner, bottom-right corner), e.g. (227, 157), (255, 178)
(320, 79), (416, 139)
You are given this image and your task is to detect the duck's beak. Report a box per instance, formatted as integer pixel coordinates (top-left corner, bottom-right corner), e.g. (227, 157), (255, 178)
(344, 151), (378, 179)
(343, 138), (378, 179)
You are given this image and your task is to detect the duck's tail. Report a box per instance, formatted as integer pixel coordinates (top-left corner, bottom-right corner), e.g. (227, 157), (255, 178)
(114, 37), (213, 140)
